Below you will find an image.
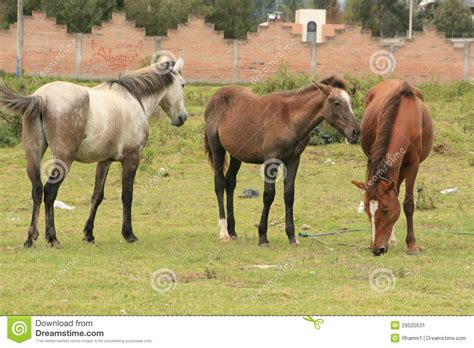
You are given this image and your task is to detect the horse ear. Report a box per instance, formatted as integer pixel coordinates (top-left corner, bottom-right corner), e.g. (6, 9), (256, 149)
(312, 81), (330, 95)
(173, 57), (184, 73)
(351, 180), (367, 191)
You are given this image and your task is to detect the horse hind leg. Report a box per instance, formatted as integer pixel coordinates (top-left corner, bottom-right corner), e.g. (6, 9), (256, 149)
(83, 160), (111, 243)
(22, 116), (47, 248)
(225, 156), (241, 239)
(404, 162), (421, 256)
(43, 157), (73, 248)
(208, 135), (229, 241)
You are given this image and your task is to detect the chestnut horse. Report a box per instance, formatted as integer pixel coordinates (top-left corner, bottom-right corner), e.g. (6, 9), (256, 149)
(352, 80), (433, 256)
(205, 76), (360, 246)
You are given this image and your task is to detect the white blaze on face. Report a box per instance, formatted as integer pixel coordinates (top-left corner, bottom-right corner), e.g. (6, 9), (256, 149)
(369, 199), (379, 243)
(340, 90), (354, 114)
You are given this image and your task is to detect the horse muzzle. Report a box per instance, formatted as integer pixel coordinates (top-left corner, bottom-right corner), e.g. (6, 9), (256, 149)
(371, 246), (388, 256)
(347, 128), (360, 144)
(171, 112), (188, 127)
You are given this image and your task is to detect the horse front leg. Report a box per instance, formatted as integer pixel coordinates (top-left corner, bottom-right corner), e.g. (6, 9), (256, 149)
(83, 160), (111, 243)
(121, 153), (140, 243)
(404, 162), (420, 256)
(284, 156), (300, 245)
(258, 161), (276, 245)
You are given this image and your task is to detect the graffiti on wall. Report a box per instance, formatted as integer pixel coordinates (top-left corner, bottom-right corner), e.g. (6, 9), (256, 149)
(89, 39), (144, 68)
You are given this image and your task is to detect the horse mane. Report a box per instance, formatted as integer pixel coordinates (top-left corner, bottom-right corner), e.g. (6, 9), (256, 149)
(366, 82), (415, 189)
(107, 64), (175, 109)
(320, 75), (348, 91)
(279, 84), (317, 96)
(279, 75), (348, 97)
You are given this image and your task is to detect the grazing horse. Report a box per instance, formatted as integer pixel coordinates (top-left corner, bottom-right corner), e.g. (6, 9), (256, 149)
(204, 76), (360, 246)
(0, 57), (188, 248)
(352, 80), (433, 256)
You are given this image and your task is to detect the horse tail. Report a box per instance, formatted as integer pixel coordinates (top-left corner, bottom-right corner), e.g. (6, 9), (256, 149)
(0, 83), (43, 119)
(204, 131), (214, 169)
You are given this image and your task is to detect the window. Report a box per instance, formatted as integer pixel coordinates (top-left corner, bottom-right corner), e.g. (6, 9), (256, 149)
(307, 21), (317, 43)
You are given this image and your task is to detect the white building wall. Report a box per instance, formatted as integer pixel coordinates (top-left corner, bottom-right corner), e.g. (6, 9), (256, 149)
(296, 9), (327, 43)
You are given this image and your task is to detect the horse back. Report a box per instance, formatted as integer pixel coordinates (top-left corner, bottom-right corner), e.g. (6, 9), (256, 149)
(362, 80), (432, 163)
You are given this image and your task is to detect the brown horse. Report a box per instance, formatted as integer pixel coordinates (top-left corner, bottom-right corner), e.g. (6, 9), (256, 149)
(204, 76), (360, 246)
(352, 80), (433, 256)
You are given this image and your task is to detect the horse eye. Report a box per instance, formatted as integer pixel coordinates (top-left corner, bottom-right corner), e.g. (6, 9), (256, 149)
(181, 83), (186, 88)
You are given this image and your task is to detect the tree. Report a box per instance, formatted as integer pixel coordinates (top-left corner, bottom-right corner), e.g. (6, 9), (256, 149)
(207, 0), (255, 38)
(344, 0), (423, 37)
(310, 0), (342, 23)
(0, 0), (42, 29)
(433, 0), (473, 37)
(125, 0), (212, 36)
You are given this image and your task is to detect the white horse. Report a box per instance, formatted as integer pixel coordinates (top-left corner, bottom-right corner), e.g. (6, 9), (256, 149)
(0, 57), (187, 247)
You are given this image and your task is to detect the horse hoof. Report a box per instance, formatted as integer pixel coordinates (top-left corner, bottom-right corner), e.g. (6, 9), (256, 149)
(219, 235), (232, 242)
(126, 235), (138, 243)
(289, 239), (300, 246)
(259, 242), (270, 247)
(230, 235), (238, 240)
(50, 240), (61, 248)
(82, 236), (95, 244)
(24, 240), (34, 248)
(407, 248), (421, 256)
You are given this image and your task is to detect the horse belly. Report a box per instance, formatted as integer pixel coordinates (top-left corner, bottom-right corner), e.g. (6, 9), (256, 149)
(74, 136), (118, 163)
(220, 133), (264, 164)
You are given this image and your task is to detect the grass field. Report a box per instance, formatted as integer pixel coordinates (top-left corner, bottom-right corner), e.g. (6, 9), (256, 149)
(0, 77), (473, 315)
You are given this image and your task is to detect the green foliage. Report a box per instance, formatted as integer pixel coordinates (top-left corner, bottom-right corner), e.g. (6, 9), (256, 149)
(251, 64), (311, 95)
(416, 181), (439, 210)
(41, 0), (116, 33)
(207, 0), (256, 39)
(125, 0), (212, 36)
(0, 0), (42, 29)
(0, 111), (21, 147)
(433, 0), (473, 38)
(344, 0), (423, 37)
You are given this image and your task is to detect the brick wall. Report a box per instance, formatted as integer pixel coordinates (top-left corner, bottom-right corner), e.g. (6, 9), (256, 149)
(0, 12), (471, 84)
(81, 13), (156, 79)
(160, 16), (234, 83)
(236, 21), (312, 83)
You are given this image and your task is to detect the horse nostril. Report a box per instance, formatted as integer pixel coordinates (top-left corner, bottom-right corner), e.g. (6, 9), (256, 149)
(352, 129), (360, 138)
(372, 247), (386, 256)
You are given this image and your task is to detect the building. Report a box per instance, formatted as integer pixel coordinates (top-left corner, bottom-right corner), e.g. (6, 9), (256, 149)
(260, 9), (345, 44)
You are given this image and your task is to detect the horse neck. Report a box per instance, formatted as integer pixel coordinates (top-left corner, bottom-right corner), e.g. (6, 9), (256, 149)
(141, 90), (166, 118)
(378, 123), (410, 184)
(286, 89), (327, 139)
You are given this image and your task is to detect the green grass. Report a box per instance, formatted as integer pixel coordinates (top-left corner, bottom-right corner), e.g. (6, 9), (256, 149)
(0, 77), (473, 315)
